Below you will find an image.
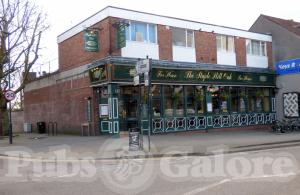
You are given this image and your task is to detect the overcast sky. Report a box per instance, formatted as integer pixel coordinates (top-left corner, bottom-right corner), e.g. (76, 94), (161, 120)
(31, 0), (300, 74)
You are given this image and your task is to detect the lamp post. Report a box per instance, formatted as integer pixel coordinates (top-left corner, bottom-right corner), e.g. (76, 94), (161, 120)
(4, 30), (13, 144)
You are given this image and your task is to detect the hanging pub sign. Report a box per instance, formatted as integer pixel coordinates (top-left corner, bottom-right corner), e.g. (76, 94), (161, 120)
(84, 30), (99, 52)
(89, 65), (107, 83)
(116, 23), (127, 49)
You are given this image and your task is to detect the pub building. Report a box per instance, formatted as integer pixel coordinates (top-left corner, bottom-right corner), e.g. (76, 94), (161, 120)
(24, 6), (276, 135)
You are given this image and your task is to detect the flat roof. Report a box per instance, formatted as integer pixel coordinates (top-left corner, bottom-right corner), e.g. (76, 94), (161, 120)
(57, 6), (272, 43)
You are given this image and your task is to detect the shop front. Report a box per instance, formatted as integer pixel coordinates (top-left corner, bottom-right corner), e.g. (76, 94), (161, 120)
(89, 57), (276, 135)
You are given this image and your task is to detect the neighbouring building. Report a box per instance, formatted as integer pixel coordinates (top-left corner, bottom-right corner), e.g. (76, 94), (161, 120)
(250, 15), (300, 120)
(24, 6), (276, 135)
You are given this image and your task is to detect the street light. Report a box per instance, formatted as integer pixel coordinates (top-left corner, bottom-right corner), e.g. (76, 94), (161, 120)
(4, 30), (13, 144)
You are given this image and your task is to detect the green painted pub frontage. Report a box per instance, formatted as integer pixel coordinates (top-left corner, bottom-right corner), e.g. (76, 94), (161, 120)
(89, 56), (276, 135)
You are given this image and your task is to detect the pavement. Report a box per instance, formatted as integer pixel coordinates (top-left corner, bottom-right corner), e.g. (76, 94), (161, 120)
(1, 129), (300, 160)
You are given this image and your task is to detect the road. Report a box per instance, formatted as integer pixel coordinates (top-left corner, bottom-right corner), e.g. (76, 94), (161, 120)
(0, 145), (300, 195)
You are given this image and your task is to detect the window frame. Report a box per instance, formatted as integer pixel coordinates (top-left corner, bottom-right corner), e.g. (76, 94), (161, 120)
(246, 39), (267, 56)
(216, 34), (235, 53)
(126, 21), (157, 44)
(172, 27), (195, 48)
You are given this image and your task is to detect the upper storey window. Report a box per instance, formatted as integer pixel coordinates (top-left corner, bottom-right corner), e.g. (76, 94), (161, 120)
(172, 28), (194, 47)
(126, 21), (157, 43)
(246, 40), (266, 56)
(216, 35), (234, 53)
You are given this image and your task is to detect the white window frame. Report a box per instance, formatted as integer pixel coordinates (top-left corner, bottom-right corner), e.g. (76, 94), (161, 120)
(172, 27), (195, 48)
(126, 21), (157, 44)
(216, 34), (235, 53)
(246, 39), (267, 56)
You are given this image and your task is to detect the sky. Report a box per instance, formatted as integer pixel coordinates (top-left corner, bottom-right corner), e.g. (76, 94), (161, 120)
(30, 0), (300, 75)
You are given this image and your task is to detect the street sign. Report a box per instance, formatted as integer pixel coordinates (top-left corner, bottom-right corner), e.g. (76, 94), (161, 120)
(144, 72), (149, 86)
(4, 90), (16, 101)
(136, 59), (150, 75)
(134, 75), (140, 86)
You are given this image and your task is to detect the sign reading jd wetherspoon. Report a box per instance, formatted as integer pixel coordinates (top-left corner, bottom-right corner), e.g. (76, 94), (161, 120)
(276, 58), (300, 75)
(113, 65), (275, 86)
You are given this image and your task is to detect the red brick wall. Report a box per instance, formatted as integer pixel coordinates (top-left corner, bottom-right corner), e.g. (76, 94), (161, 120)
(58, 17), (121, 71)
(266, 42), (273, 69)
(235, 37), (246, 66)
(24, 76), (94, 134)
(195, 31), (217, 64)
(157, 25), (173, 61)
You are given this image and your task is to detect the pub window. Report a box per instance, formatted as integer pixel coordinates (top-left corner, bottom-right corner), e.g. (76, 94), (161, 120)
(186, 86), (196, 115)
(164, 85), (174, 117)
(152, 99), (161, 117)
(172, 27), (194, 47)
(248, 88), (256, 112)
(230, 87), (238, 113)
(195, 86), (205, 114)
(152, 85), (161, 117)
(216, 35), (235, 53)
(255, 88), (264, 112)
(263, 88), (270, 112)
(212, 86), (229, 114)
(126, 21), (157, 43)
(174, 86), (184, 117)
(239, 88), (247, 113)
(220, 86), (229, 113)
(151, 85), (161, 97)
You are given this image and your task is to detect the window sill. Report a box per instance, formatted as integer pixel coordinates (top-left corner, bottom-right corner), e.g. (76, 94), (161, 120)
(126, 40), (158, 45)
(217, 50), (235, 54)
(173, 45), (195, 49)
(246, 54), (267, 57)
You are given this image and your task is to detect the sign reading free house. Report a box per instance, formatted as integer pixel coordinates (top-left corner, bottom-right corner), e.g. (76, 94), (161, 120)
(276, 58), (300, 75)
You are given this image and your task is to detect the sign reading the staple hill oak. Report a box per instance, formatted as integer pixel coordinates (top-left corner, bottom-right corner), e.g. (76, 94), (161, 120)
(112, 65), (275, 86)
(84, 30), (99, 52)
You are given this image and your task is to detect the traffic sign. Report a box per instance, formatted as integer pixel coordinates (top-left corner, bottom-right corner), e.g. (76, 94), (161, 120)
(136, 59), (150, 75)
(4, 90), (16, 101)
(134, 75), (140, 86)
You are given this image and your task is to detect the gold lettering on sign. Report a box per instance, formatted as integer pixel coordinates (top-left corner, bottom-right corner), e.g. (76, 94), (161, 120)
(185, 71), (194, 79)
(156, 71), (165, 78)
(237, 75), (252, 81)
(166, 71), (177, 79)
(196, 72), (211, 82)
(212, 72), (232, 80)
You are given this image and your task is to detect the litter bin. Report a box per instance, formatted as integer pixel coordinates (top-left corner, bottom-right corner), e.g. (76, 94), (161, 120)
(129, 128), (142, 151)
(37, 122), (46, 134)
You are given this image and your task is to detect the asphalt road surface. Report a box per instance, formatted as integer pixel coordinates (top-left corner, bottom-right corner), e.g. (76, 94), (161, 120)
(1, 145), (300, 195)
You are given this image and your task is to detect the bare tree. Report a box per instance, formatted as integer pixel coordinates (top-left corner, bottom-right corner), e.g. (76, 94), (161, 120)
(0, 0), (48, 135)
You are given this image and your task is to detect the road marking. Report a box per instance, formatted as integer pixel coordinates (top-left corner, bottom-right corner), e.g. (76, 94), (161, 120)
(183, 172), (297, 195)
(183, 179), (230, 195)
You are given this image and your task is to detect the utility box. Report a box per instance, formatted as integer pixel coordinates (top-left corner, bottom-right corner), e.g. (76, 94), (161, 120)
(24, 123), (32, 133)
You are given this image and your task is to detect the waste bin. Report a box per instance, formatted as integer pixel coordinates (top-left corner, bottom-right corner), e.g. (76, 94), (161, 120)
(129, 128), (142, 151)
(37, 122), (46, 134)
